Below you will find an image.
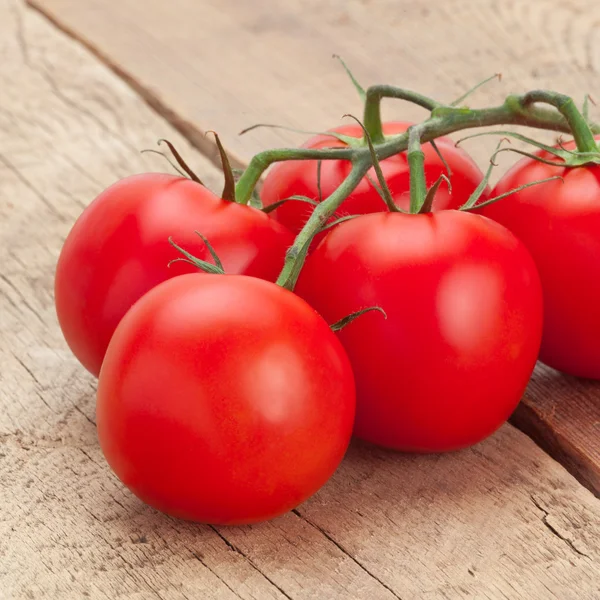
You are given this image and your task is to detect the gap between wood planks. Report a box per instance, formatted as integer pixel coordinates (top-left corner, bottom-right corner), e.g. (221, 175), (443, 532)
(24, 0), (600, 503)
(26, 0), (247, 173)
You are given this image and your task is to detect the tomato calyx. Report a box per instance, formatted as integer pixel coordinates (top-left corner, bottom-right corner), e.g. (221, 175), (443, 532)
(419, 174), (452, 214)
(457, 130), (600, 169)
(141, 139), (205, 185)
(455, 137), (565, 211)
(239, 121), (360, 147)
(319, 214), (361, 233)
(206, 131), (236, 202)
(168, 233), (225, 275)
(330, 306), (387, 332)
(449, 73), (503, 108)
(261, 195), (319, 215)
(144, 136), (251, 204)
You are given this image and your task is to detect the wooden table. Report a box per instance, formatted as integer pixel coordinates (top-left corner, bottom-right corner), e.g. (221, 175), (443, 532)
(1, 0), (599, 597)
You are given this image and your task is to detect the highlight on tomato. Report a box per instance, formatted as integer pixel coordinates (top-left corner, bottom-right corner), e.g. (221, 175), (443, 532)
(97, 274), (356, 524)
(296, 209), (543, 452)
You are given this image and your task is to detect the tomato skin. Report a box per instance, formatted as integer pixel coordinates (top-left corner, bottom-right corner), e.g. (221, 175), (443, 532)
(295, 211), (543, 452)
(55, 174), (294, 377)
(97, 274), (355, 524)
(261, 122), (489, 234)
(480, 141), (600, 378)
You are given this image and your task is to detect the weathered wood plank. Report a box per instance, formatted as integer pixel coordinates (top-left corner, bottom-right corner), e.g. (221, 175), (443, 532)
(27, 0), (600, 496)
(0, 2), (401, 599)
(513, 364), (600, 497)
(2, 1), (600, 599)
(27, 0), (600, 170)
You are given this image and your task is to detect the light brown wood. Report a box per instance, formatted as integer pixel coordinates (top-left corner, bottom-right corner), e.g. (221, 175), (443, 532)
(0, 2), (409, 599)
(27, 0), (600, 496)
(26, 0), (600, 170)
(2, 1), (600, 598)
(513, 364), (600, 496)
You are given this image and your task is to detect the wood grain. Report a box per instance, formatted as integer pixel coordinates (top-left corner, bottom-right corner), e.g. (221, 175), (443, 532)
(513, 365), (600, 497)
(0, 2), (397, 598)
(2, 1), (600, 598)
(27, 0), (600, 496)
(27, 0), (600, 173)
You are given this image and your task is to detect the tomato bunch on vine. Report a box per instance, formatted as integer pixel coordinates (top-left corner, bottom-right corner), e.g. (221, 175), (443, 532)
(55, 61), (600, 524)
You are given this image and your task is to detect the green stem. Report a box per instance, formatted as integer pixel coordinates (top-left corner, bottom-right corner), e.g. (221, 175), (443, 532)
(233, 89), (600, 283)
(236, 94), (600, 205)
(408, 127), (427, 213)
(362, 85), (442, 145)
(521, 90), (598, 153)
(235, 146), (356, 205)
(242, 90), (600, 285)
(276, 161), (370, 289)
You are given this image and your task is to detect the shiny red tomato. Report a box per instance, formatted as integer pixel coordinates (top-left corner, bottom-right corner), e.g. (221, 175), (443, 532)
(97, 274), (355, 524)
(296, 210), (543, 452)
(480, 140), (600, 378)
(261, 122), (489, 234)
(55, 173), (294, 377)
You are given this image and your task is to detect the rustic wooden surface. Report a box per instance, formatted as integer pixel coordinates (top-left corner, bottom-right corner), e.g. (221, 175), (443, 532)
(27, 0), (600, 169)
(2, 0), (600, 598)
(27, 0), (600, 498)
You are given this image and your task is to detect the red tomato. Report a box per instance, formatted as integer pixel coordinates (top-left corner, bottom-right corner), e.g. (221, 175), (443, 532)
(480, 140), (600, 378)
(261, 122), (489, 234)
(97, 274), (355, 524)
(55, 174), (294, 377)
(296, 210), (543, 452)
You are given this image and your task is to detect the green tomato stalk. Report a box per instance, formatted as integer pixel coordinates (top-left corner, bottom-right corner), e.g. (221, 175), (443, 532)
(232, 85), (600, 291)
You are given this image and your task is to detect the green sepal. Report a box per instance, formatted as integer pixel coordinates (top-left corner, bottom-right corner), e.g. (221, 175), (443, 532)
(419, 174), (451, 214)
(158, 139), (204, 185)
(330, 307), (387, 332)
(430, 139), (453, 177)
(319, 214), (361, 233)
(140, 149), (187, 178)
(450, 73), (501, 107)
(461, 176), (564, 211)
(332, 54), (366, 103)
(168, 232), (225, 275)
(238, 122), (360, 147)
(456, 130), (600, 167)
(207, 131), (236, 202)
(261, 195), (318, 215)
(461, 138), (507, 210)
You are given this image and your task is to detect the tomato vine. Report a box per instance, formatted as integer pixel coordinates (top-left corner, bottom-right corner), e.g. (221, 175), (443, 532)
(232, 85), (599, 290)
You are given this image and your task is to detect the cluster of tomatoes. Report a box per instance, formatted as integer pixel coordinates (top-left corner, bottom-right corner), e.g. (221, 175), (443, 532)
(55, 121), (600, 525)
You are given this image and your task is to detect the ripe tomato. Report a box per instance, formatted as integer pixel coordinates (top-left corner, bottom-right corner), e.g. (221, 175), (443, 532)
(480, 140), (600, 378)
(97, 274), (355, 524)
(55, 173), (294, 377)
(261, 122), (489, 234)
(296, 210), (543, 452)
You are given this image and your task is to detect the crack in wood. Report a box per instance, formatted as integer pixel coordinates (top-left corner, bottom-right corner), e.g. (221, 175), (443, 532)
(292, 509), (404, 600)
(210, 527), (294, 600)
(74, 404), (96, 427)
(191, 551), (247, 600)
(26, 0), (246, 173)
(530, 494), (591, 559)
(13, 353), (42, 387)
(0, 272), (46, 326)
(0, 151), (64, 222)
